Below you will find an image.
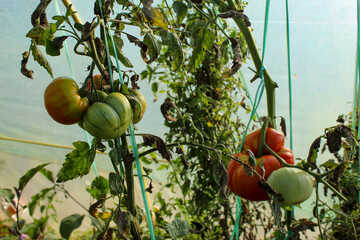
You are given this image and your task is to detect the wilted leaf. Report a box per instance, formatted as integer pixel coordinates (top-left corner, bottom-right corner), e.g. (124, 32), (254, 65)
(89, 198), (105, 218)
(217, 10), (251, 27)
(222, 38), (242, 78)
(142, 31), (161, 64)
(127, 33), (147, 52)
(280, 116), (287, 137)
(271, 200), (282, 227)
(31, 43), (53, 77)
(115, 209), (130, 239)
(307, 136), (322, 168)
(243, 164), (253, 177)
(165, 218), (190, 239)
(31, 0), (50, 28)
(60, 214), (84, 239)
(259, 180), (283, 202)
(146, 181), (153, 193)
(326, 129), (342, 153)
(289, 218), (317, 233)
(21, 51), (34, 79)
(176, 145), (188, 170)
(56, 141), (96, 182)
(246, 149), (257, 167)
(213, 161), (229, 198)
(143, 7), (168, 29)
(160, 99), (178, 122)
(141, 134), (172, 161)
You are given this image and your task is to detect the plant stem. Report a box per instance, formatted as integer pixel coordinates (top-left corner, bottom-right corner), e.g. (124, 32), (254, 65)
(121, 135), (137, 217)
(224, 0), (277, 127)
(315, 182), (324, 239)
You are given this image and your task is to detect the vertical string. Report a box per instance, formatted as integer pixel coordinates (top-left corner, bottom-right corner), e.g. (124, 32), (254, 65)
(96, 0), (155, 238)
(55, 0), (98, 177)
(356, 0), (360, 204)
(285, 0), (294, 237)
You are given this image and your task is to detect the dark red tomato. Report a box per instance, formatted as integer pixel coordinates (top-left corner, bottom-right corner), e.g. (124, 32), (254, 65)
(227, 153), (282, 201)
(242, 128), (285, 156)
(44, 77), (89, 125)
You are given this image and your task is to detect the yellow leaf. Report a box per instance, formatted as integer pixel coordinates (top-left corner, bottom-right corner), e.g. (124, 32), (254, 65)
(143, 8), (168, 29)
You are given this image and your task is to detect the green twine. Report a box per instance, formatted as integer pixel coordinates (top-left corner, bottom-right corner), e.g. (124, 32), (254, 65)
(54, 0), (98, 177)
(284, 0), (294, 238)
(356, 0), (360, 204)
(96, 0), (156, 238)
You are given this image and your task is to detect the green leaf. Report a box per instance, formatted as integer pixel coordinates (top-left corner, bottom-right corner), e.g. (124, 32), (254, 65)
(31, 43), (53, 78)
(143, 31), (162, 64)
(59, 214), (84, 239)
(86, 176), (109, 200)
(26, 26), (47, 40)
(52, 15), (67, 27)
(165, 218), (190, 239)
(28, 188), (53, 216)
(109, 172), (124, 196)
(189, 21), (215, 69)
(18, 163), (50, 191)
(159, 29), (185, 70)
(0, 188), (15, 203)
(108, 35), (133, 68)
(39, 168), (55, 183)
(172, 1), (187, 25)
(56, 141), (96, 183)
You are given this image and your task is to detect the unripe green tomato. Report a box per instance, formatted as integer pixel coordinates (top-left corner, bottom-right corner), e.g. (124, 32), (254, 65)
(87, 90), (108, 103)
(82, 92), (133, 139)
(267, 167), (314, 206)
(126, 89), (147, 124)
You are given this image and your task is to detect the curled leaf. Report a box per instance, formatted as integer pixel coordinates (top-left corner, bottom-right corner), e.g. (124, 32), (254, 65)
(246, 149), (257, 167)
(21, 51), (34, 79)
(326, 128), (342, 153)
(222, 38), (242, 79)
(214, 161), (229, 199)
(280, 116), (287, 137)
(307, 136), (322, 168)
(217, 10), (251, 27)
(243, 164), (253, 177)
(31, 0), (50, 28)
(161, 99), (178, 122)
(176, 145), (188, 170)
(141, 134), (172, 161)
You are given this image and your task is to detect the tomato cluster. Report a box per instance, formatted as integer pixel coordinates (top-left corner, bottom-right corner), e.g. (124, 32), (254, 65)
(227, 128), (294, 201)
(44, 76), (147, 139)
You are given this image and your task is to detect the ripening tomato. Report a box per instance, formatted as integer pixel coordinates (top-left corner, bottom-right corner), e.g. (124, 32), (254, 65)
(227, 153), (282, 201)
(277, 147), (294, 165)
(86, 74), (107, 91)
(242, 128), (285, 156)
(126, 89), (147, 124)
(267, 167), (314, 206)
(82, 92), (133, 139)
(44, 77), (89, 125)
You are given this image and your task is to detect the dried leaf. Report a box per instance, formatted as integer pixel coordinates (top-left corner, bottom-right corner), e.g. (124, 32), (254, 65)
(214, 161), (229, 199)
(246, 149), (257, 167)
(127, 33), (147, 52)
(115, 209), (130, 239)
(89, 198), (105, 218)
(176, 145), (188, 170)
(31, 0), (50, 28)
(141, 134), (172, 161)
(217, 10), (251, 27)
(222, 38), (242, 78)
(289, 218), (317, 233)
(160, 99), (178, 122)
(146, 181), (153, 193)
(280, 116), (287, 137)
(326, 128), (342, 153)
(307, 136), (322, 167)
(243, 164), (253, 177)
(258, 180), (284, 202)
(130, 73), (140, 90)
(21, 51), (34, 79)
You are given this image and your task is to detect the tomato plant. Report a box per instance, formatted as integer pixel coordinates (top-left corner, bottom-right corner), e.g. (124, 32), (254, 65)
(267, 167), (314, 206)
(82, 92), (133, 139)
(44, 77), (89, 125)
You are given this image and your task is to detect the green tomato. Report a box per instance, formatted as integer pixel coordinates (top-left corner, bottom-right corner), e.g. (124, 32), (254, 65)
(126, 89), (147, 124)
(82, 92), (133, 139)
(87, 90), (108, 103)
(267, 167), (314, 206)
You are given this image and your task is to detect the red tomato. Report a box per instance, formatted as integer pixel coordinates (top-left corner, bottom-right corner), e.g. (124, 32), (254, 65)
(228, 153), (282, 201)
(86, 74), (107, 91)
(44, 77), (89, 125)
(242, 128), (285, 156)
(277, 147), (294, 165)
